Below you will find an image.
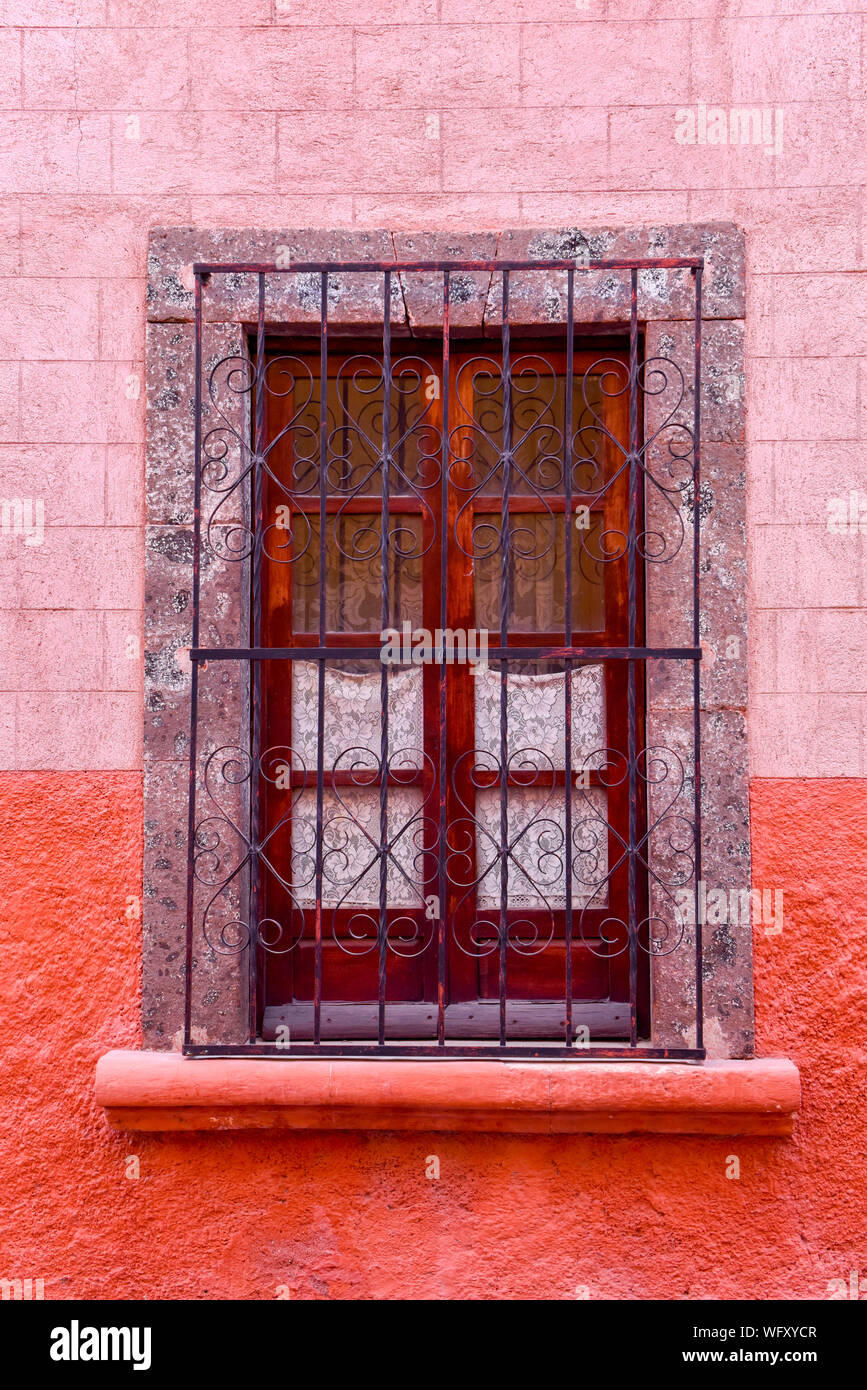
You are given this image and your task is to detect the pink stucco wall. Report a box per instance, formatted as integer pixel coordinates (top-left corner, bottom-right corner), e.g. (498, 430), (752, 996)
(1, 2), (865, 774)
(0, 2), (865, 1298)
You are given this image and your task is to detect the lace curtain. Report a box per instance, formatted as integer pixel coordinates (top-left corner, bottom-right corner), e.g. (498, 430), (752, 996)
(289, 662), (608, 909)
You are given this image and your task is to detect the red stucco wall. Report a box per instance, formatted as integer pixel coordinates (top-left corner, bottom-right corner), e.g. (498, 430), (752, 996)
(1, 771), (863, 1300)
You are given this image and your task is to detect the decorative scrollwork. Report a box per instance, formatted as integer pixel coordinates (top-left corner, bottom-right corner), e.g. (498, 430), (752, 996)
(187, 263), (706, 1053)
(194, 743), (310, 957)
(573, 743), (695, 959)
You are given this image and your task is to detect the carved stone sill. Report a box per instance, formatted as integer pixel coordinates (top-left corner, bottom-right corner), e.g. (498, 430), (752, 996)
(96, 1052), (799, 1136)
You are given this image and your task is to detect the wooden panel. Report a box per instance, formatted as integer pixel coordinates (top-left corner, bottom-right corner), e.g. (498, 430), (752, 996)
(263, 999), (631, 1041)
(478, 942), (609, 1000)
(279, 937), (429, 1002)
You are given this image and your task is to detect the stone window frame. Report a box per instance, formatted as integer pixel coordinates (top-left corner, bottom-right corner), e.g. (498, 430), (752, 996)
(143, 223), (750, 1060)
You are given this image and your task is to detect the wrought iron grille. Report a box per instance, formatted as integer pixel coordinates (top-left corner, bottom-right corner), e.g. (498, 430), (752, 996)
(184, 256), (705, 1059)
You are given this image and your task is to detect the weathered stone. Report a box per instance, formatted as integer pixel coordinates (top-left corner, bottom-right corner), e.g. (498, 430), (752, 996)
(646, 318), (745, 445)
(698, 443), (748, 713)
(142, 760), (188, 1047)
(146, 321), (249, 526)
(394, 231), (497, 337)
(145, 523), (247, 647)
(143, 755), (248, 1049)
(144, 642), (192, 762)
(148, 226), (408, 331)
(643, 707), (699, 1050)
(644, 706), (753, 1059)
(696, 709), (753, 1059)
(486, 225), (622, 333)
(484, 223), (745, 332)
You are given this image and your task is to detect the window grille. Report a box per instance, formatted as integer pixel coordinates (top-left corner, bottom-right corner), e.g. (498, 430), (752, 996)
(184, 257), (704, 1059)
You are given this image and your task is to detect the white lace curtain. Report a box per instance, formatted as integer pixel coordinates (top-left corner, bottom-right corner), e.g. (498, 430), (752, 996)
(288, 662), (608, 909)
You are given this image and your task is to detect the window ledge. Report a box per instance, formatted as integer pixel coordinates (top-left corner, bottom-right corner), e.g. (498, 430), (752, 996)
(95, 1052), (799, 1136)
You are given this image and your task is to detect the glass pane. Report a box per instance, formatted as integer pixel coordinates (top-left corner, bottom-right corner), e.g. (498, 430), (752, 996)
(291, 786), (426, 909)
(290, 361), (440, 498)
(470, 662), (610, 909)
(474, 511), (605, 632)
(473, 663), (606, 771)
(292, 512), (424, 633)
(468, 365), (607, 497)
(291, 661), (424, 769)
(475, 786), (609, 910)
(289, 663), (428, 908)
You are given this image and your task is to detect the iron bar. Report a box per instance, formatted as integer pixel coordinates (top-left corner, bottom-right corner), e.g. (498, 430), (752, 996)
(193, 258), (704, 274)
(184, 1044), (706, 1061)
(692, 265), (704, 1054)
(437, 271), (450, 1048)
(183, 272), (204, 1050)
(498, 269), (511, 1049)
(190, 646), (703, 662)
(314, 271), (328, 1047)
(564, 267), (574, 1048)
(247, 273), (266, 1044)
(627, 268), (639, 1050)
(378, 269), (392, 1047)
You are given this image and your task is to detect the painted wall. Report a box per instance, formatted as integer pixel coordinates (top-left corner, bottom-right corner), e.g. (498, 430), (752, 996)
(1, 774), (865, 1298)
(0, 2), (865, 1298)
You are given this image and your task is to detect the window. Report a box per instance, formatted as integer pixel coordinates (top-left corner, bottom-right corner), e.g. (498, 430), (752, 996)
(253, 340), (644, 1047)
(179, 252), (712, 1059)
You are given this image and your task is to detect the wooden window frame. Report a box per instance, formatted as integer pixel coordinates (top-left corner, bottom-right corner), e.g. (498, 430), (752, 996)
(254, 336), (650, 1043)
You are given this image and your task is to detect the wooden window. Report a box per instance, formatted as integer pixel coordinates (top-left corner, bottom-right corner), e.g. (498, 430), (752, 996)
(256, 340), (648, 1044)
